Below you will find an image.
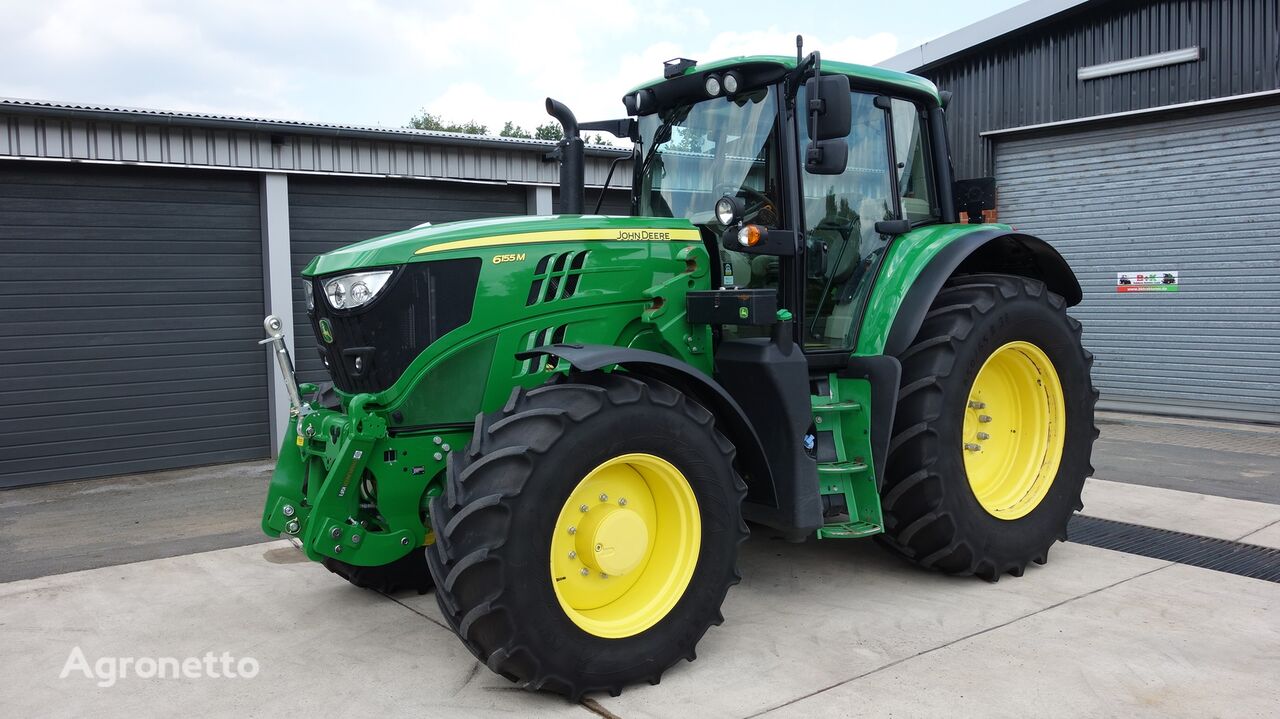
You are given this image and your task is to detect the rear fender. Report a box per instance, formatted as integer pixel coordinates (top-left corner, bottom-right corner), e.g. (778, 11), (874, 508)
(857, 225), (1081, 357)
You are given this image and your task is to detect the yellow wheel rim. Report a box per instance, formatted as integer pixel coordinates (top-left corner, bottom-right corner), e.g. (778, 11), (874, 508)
(549, 453), (701, 638)
(962, 341), (1066, 520)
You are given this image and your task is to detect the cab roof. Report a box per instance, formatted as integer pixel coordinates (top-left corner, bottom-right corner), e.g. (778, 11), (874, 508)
(626, 54), (941, 106)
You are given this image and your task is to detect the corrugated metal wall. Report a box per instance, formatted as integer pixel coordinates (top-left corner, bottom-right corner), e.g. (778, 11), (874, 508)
(995, 102), (1280, 421)
(924, 0), (1280, 178)
(0, 111), (628, 188)
(288, 176), (528, 386)
(0, 162), (270, 487)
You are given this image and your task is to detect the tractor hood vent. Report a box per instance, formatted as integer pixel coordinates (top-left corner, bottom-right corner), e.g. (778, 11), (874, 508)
(527, 251), (590, 306)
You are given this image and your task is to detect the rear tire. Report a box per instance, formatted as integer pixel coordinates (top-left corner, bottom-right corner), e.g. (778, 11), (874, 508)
(879, 273), (1098, 581)
(425, 373), (747, 699)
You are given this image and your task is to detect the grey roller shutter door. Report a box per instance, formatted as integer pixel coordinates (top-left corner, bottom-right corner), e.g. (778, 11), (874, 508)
(288, 177), (527, 386)
(995, 102), (1280, 422)
(556, 188), (632, 216)
(0, 163), (270, 487)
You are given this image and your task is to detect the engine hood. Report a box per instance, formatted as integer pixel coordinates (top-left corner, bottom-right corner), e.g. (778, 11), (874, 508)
(302, 214), (701, 277)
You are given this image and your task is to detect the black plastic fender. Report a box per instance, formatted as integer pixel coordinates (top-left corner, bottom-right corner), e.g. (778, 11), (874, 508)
(884, 230), (1082, 357)
(518, 343), (781, 510)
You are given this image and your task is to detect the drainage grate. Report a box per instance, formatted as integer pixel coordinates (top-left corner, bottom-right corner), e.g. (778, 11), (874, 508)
(1067, 515), (1280, 583)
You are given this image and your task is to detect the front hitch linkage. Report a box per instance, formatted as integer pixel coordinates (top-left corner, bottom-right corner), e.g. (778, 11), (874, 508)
(260, 315), (309, 417)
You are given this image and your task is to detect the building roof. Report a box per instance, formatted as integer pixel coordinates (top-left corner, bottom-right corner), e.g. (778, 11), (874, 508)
(878, 0), (1096, 73)
(0, 97), (629, 157)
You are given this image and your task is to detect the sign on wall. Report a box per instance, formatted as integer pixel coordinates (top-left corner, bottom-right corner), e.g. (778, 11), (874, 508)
(1116, 271), (1179, 293)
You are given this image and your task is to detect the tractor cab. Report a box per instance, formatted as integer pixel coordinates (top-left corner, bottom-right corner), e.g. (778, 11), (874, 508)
(624, 53), (951, 353)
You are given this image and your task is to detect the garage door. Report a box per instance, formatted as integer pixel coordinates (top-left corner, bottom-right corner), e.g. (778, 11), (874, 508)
(556, 188), (632, 215)
(289, 177), (528, 385)
(995, 102), (1280, 423)
(0, 163), (270, 487)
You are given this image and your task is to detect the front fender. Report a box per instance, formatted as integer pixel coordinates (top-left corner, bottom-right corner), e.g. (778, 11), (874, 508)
(856, 224), (1081, 357)
(520, 343), (779, 509)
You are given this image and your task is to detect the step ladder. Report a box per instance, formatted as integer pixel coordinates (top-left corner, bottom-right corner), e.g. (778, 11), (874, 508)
(812, 377), (884, 540)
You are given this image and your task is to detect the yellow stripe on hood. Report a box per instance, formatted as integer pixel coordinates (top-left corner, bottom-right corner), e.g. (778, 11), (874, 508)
(415, 228), (702, 255)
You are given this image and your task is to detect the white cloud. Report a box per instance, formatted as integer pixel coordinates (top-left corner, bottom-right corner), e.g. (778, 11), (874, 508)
(0, 0), (900, 135)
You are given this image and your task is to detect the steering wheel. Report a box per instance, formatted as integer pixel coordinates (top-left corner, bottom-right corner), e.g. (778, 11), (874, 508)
(714, 185), (774, 225)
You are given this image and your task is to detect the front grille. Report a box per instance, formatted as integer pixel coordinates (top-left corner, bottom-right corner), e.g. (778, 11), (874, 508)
(308, 258), (482, 393)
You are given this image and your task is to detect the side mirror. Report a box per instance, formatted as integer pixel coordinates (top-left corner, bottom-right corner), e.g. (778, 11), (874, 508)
(806, 138), (848, 175)
(804, 74), (852, 140)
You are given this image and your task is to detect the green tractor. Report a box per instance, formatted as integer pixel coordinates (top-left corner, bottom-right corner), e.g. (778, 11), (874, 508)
(261, 46), (1096, 698)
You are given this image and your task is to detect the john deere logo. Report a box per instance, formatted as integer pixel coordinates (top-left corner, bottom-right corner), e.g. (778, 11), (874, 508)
(319, 319), (334, 343)
(738, 307), (750, 319)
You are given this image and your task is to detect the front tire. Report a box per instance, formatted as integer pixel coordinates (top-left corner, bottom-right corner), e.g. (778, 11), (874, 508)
(425, 373), (747, 698)
(879, 273), (1098, 581)
(322, 548), (434, 594)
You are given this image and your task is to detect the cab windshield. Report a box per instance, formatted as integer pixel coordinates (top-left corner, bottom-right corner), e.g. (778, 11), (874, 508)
(635, 87), (782, 228)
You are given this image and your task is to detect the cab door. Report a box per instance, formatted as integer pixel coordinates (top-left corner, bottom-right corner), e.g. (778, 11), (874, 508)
(799, 91), (941, 352)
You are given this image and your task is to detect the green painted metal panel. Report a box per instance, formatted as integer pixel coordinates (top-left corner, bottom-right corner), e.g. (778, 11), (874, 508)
(854, 223), (1011, 356)
(627, 55), (941, 105)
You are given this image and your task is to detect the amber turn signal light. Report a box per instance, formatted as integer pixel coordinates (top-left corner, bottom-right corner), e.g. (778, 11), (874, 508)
(736, 224), (763, 247)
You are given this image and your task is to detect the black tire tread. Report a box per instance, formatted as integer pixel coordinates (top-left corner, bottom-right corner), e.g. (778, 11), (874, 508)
(425, 372), (747, 699)
(322, 547), (434, 595)
(881, 273), (1099, 581)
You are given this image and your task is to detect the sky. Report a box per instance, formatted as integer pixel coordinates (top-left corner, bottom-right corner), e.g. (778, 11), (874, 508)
(0, 0), (1025, 135)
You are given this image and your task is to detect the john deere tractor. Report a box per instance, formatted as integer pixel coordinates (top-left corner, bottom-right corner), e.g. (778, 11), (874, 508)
(261, 46), (1096, 698)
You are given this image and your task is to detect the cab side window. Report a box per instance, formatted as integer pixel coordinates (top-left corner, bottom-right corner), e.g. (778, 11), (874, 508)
(890, 99), (939, 224)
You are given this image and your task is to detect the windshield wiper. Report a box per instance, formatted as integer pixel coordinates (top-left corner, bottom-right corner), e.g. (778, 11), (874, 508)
(637, 107), (690, 180)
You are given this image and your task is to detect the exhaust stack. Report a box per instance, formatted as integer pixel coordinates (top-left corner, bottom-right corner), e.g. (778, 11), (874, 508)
(545, 97), (584, 214)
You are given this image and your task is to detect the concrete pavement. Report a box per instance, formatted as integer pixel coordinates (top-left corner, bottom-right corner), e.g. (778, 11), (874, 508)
(2, 410), (1276, 584)
(2, 477), (1278, 718)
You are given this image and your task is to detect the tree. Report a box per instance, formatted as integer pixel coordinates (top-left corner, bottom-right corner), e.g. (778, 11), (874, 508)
(500, 121), (532, 139)
(407, 110), (487, 135)
(407, 112), (618, 147)
(533, 122), (564, 141)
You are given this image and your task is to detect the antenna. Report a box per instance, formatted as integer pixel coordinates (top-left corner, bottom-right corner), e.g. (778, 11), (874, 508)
(796, 35), (803, 64)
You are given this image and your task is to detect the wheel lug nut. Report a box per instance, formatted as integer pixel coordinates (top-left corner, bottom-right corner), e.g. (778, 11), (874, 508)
(977, 432), (990, 440)
(568, 550), (577, 559)
(599, 493), (608, 502)
(579, 504), (589, 513)
(969, 400), (985, 409)
(595, 543), (603, 552)
(580, 568), (590, 576)
(618, 498), (627, 507)
(979, 414), (992, 423)
(568, 526), (576, 535)
(964, 443), (982, 452)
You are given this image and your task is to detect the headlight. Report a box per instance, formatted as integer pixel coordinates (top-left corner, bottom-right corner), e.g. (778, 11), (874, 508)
(323, 270), (393, 310)
(704, 75), (721, 96)
(715, 195), (740, 225)
(302, 281), (314, 312)
(722, 72), (740, 94)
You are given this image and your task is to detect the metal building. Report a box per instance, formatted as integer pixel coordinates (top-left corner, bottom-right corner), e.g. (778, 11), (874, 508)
(882, 0), (1280, 423)
(0, 99), (630, 487)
